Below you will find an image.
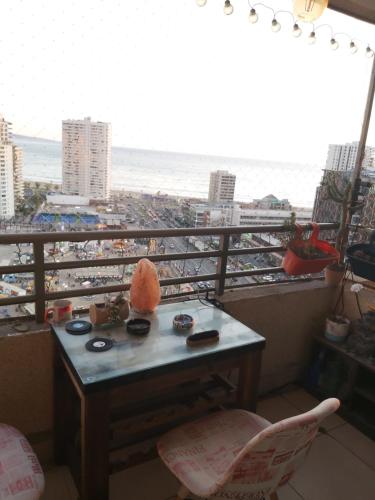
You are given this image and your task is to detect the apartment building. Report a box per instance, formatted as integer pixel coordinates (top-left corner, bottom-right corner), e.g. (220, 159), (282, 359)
(0, 115), (24, 217)
(208, 170), (236, 203)
(326, 142), (375, 171)
(62, 117), (112, 200)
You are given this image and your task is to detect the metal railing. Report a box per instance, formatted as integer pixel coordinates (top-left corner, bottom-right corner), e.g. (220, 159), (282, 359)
(0, 222), (338, 323)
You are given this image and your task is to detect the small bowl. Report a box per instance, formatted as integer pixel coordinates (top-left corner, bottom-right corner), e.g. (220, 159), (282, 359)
(127, 318), (151, 335)
(173, 314), (194, 330)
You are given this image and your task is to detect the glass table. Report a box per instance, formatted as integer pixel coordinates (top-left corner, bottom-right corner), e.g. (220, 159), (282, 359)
(52, 299), (265, 500)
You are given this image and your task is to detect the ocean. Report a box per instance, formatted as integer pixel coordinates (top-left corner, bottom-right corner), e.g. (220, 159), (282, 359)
(15, 135), (322, 208)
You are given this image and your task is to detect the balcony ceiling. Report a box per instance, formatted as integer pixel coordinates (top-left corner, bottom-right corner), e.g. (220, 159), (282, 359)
(330, 0), (375, 24)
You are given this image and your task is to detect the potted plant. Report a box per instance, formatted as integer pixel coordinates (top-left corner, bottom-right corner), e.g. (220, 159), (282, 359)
(89, 292), (129, 326)
(281, 215), (339, 275)
(323, 174), (352, 286)
(347, 230), (375, 281)
(325, 315), (350, 343)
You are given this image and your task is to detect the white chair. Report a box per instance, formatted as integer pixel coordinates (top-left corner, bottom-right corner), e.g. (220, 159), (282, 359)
(158, 398), (340, 500)
(0, 424), (44, 499)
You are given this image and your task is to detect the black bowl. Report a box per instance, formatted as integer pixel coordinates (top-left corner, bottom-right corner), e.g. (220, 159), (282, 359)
(127, 318), (151, 335)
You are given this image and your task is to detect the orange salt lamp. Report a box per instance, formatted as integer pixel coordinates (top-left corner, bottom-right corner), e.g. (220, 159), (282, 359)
(130, 258), (161, 313)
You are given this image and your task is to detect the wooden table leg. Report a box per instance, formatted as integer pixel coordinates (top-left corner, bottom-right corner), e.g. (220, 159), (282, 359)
(54, 349), (76, 465)
(80, 391), (110, 500)
(237, 349), (263, 412)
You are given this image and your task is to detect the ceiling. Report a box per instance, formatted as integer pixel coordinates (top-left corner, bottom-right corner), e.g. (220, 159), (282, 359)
(330, 0), (375, 24)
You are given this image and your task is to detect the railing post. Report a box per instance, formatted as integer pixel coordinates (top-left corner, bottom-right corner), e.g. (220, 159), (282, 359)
(33, 241), (46, 323)
(215, 234), (230, 296)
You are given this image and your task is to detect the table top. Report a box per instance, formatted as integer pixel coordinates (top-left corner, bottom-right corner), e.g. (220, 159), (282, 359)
(52, 299), (265, 392)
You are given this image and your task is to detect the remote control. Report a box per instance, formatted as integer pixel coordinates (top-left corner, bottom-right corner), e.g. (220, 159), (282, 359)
(186, 330), (219, 347)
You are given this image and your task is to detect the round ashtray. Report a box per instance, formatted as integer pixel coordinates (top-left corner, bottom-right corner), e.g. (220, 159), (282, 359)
(65, 320), (92, 335)
(127, 318), (151, 335)
(173, 314), (194, 330)
(85, 337), (113, 352)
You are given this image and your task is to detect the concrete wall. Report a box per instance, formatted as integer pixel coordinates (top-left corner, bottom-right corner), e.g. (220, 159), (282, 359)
(220, 281), (336, 393)
(0, 280), (370, 464)
(0, 323), (54, 461)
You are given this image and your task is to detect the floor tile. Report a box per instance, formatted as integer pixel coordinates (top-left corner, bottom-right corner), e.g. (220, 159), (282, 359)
(110, 458), (179, 500)
(330, 423), (375, 471)
(278, 484), (304, 500)
(290, 434), (375, 500)
(282, 389), (345, 430)
(41, 466), (77, 500)
(257, 395), (300, 423)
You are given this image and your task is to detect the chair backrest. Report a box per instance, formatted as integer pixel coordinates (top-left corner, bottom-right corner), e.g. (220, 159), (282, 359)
(213, 398), (340, 500)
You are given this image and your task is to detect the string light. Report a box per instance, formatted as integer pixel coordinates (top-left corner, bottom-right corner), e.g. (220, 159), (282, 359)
(271, 18), (281, 33)
(330, 38), (339, 51)
(199, 1), (373, 57)
(308, 31), (316, 44)
(293, 0), (328, 23)
(223, 0), (233, 15)
(366, 46), (374, 58)
(292, 23), (302, 38)
(350, 41), (358, 54)
(248, 8), (258, 24)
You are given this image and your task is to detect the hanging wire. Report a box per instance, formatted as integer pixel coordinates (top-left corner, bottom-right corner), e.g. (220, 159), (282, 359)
(200, 0), (374, 56)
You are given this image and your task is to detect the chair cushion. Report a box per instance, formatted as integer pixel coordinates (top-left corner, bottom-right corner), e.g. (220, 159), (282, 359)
(157, 410), (270, 497)
(0, 424), (44, 499)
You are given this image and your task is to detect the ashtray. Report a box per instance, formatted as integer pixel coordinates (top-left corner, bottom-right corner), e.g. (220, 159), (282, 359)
(65, 320), (92, 335)
(127, 318), (151, 335)
(173, 314), (194, 330)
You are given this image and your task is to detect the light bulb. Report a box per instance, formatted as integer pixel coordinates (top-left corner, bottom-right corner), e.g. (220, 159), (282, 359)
(271, 19), (281, 33)
(293, 0), (328, 23)
(308, 31), (316, 44)
(223, 0), (233, 15)
(330, 38), (339, 51)
(350, 41), (358, 54)
(292, 23), (302, 37)
(248, 8), (258, 24)
(366, 46), (374, 58)
(196, 0), (207, 6)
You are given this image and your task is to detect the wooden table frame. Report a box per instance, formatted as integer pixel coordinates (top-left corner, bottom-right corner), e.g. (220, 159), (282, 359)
(54, 345), (264, 500)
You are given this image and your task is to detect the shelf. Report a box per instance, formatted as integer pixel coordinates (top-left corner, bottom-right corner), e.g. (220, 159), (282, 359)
(314, 334), (375, 374)
(354, 385), (375, 404)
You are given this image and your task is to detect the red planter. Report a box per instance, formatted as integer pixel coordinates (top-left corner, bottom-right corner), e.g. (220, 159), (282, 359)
(283, 223), (339, 276)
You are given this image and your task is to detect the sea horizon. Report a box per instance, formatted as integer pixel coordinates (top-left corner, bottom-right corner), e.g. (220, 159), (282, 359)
(14, 134), (322, 208)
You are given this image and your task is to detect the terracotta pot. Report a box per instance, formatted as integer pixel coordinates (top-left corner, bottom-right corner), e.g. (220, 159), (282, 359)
(324, 265), (345, 287)
(89, 300), (129, 325)
(325, 316), (350, 343)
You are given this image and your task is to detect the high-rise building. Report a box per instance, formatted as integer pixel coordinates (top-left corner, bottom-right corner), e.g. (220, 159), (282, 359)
(0, 115), (24, 217)
(208, 170), (236, 204)
(62, 117), (112, 200)
(13, 146), (24, 203)
(325, 142), (375, 171)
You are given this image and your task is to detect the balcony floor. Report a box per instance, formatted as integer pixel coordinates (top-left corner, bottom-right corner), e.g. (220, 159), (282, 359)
(41, 388), (375, 500)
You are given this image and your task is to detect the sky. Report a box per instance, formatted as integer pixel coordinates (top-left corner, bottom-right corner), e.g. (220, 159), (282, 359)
(0, 0), (374, 165)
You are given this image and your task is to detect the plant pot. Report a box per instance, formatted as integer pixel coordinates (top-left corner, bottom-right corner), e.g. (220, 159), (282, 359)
(89, 300), (129, 326)
(324, 264), (345, 287)
(325, 316), (350, 343)
(347, 231), (375, 281)
(283, 223), (339, 276)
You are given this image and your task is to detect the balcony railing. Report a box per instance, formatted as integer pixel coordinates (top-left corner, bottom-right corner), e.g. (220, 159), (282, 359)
(0, 222), (338, 323)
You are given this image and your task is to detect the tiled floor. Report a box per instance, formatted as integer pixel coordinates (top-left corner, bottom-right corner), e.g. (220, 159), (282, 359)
(41, 388), (375, 500)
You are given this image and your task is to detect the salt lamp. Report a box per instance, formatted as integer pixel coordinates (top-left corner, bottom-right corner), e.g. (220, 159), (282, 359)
(130, 258), (161, 313)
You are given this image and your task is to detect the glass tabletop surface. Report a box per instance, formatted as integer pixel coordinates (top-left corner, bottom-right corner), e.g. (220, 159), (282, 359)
(52, 299), (265, 387)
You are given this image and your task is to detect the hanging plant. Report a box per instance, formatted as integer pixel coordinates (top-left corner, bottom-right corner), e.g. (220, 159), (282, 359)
(282, 222), (339, 275)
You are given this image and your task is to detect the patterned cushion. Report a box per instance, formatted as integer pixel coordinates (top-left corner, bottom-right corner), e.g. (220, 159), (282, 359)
(0, 424), (44, 499)
(158, 399), (340, 499)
